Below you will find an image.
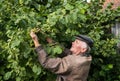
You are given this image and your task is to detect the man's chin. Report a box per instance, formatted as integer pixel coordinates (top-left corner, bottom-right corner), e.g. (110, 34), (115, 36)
(70, 48), (73, 52)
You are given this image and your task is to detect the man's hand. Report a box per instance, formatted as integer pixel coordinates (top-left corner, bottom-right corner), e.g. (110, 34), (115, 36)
(46, 37), (53, 44)
(30, 30), (41, 47)
(30, 30), (38, 41)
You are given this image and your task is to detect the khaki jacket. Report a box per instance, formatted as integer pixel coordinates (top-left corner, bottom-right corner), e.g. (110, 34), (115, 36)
(35, 46), (92, 81)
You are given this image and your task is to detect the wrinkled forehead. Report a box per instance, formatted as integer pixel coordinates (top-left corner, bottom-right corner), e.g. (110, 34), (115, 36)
(75, 39), (88, 48)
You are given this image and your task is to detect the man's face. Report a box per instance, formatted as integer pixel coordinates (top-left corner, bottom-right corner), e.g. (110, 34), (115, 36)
(70, 39), (87, 55)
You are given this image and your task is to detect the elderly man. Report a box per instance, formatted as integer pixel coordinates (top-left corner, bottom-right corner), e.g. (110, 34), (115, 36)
(30, 31), (93, 81)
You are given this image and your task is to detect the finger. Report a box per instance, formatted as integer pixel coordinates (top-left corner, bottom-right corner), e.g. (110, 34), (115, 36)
(31, 29), (35, 33)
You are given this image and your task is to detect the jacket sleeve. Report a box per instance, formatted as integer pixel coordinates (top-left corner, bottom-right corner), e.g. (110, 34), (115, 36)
(35, 46), (72, 74)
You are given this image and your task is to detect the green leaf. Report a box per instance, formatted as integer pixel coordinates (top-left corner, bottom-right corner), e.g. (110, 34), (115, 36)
(32, 2), (41, 11)
(32, 65), (41, 75)
(53, 45), (62, 54)
(80, 9), (85, 14)
(32, 65), (38, 73)
(11, 39), (21, 48)
(108, 64), (113, 69)
(19, 0), (23, 5)
(65, 4), (74, 10)
(4, 72), (12, 80)
(99, 71), (105, 76)
(16, 77), (21, 81)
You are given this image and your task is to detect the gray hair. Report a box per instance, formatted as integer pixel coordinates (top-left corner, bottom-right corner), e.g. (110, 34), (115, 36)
(81, 42), (91, 56)
(85, 44), (91, 54)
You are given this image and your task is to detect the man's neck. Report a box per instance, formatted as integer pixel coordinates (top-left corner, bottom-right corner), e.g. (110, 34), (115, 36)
(72, 51), (83, 55)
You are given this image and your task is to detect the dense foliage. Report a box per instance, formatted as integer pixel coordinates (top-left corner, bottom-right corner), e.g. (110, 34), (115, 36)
(0, 0), (120, 81)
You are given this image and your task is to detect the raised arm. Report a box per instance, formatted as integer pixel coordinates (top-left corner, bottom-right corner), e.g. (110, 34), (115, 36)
(30, 30), (71, 74)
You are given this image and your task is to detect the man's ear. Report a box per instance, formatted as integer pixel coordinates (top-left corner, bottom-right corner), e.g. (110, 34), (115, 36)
(81, 48), (87, 53)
